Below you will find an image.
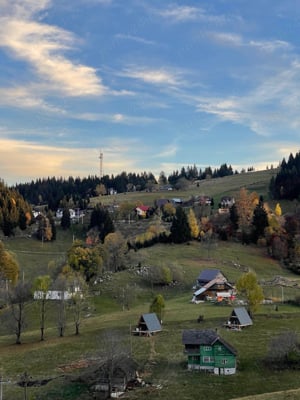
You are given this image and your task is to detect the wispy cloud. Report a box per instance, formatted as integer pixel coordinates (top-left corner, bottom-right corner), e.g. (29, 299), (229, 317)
(0, 0), (106, 97)
(155, 144), (178, 158)
(120, 65), (186, 87)
(73, 111), (159, 125)
(155, 4), (226, 24)
(208, 31), (293, 53)
(115, 33), (155, 46)
(0, 86), (56, 111)
(196, 60), (300, 136)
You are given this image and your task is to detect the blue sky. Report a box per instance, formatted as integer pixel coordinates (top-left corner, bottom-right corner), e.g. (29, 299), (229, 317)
(0, 0), (299, 185)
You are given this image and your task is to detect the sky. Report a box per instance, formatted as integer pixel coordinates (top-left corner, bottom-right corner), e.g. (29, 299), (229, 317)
(0, 0), (300, 185)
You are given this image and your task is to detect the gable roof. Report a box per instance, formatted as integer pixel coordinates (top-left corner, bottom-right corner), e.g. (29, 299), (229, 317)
(139, 313), (162, 332)
(182, 329), (237, 355)
(230, 307), (253, 326)
(197, 269), (224, 283)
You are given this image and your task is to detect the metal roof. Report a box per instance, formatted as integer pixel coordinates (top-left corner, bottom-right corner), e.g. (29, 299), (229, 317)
(193, 287), (207, 296)
(231, 307), (253, 326)
(140, 313), (162, 332)
(197, 269), (222, 283)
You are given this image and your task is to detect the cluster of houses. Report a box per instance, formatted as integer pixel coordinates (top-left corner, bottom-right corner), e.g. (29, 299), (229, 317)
(74, 267), (254, 398)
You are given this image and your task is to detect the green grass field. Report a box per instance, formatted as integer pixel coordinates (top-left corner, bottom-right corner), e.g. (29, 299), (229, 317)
(1, 170), (300, 399)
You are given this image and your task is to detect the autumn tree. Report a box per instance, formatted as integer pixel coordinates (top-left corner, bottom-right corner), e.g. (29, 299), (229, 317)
(188, 208), (200, 239)
(162, 202), (176, 221)
(117, 201), (136, 221)
(149, 294), (165, 322)
(236, 271), (264, 316)
(0, 241), (19, 284)
(67, 240), (103, 282)
(32, 275), (52, 341)
(235, 188), (259, 238)
(275, 203), (282, 217)
(104, 232), (127, 272)
(36, 215), (52, 242)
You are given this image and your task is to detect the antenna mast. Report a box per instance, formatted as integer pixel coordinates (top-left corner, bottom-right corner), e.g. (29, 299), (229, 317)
(99, 150), (103, 179)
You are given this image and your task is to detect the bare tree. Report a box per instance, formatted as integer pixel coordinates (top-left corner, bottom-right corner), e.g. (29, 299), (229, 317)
(32, 275), (52, 341)
(266, 331), (300, 368)
(67, 272), (89, 335)
(97, 330), (132, 398)
(55, 276), (67, 337)
(8, 281), (31, 344)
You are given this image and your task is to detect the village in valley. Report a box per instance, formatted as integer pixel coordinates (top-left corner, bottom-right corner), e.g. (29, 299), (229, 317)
(1, 166), (300, 400)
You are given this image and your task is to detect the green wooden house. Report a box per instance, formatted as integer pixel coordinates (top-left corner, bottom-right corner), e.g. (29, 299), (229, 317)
(182, 329), (237, 375)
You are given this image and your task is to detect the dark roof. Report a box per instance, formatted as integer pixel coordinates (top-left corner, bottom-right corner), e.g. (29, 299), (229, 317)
(182, 329), (237, 355)
(231, 307), (253, 326)
(139, 313), (162, 332)
(197, 269), (222, 283)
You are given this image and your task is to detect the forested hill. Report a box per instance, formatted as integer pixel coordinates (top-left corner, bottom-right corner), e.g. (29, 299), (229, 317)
(269, 151), (300, 200)
(12, 163), (238, 210)
(0, 181), (32, 236)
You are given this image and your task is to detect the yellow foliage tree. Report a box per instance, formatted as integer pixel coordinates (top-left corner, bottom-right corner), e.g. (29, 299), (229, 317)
(236, 271), (264, 316)
(235, 188), (259, 230)
(188, 208), (200, 239)
(0, 241), (19, 284)
(275, 203), (282, 217)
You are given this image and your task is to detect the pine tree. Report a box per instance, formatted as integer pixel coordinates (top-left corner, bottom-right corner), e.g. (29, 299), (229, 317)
(170, 206), (191, 243)
(252, 202), (269, 242)
(61, 208), (71, 230)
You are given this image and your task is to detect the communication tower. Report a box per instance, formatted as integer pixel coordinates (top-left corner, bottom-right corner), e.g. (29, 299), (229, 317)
(99, 150), (103, 179)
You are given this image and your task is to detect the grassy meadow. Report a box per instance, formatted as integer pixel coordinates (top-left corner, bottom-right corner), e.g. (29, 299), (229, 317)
(0, 169), (300, 399)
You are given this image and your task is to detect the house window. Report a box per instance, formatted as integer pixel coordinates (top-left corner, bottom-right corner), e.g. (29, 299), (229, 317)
(203, 356), (214, 363)
(190, 356), (200, 363)
(204, 346), (212, 351)
(221, 359), (228, 365)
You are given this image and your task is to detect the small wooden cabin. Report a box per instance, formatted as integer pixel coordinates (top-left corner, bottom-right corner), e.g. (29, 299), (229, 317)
(133, 313), (162, 336)
(225, 307), (253, 330)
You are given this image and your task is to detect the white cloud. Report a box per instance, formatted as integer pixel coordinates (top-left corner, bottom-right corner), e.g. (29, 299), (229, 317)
(208, 31), (292, 53)
(208, 32), (243, 47)
(0, 1), (106, 97)
(73, 112), (158, 125)
(156, 5), (226, 24)
(249, 39), (292, 52)
(120, 66), (185, 87)
(196, 59), (300, 137)
(114, 34), (155, 46)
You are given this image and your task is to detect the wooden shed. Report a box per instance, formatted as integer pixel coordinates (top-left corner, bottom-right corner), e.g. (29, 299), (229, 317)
(133, 313), (162, 336)
(225, 307), (253, 330)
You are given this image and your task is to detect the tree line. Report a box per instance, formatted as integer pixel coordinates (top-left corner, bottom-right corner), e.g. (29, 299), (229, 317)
(269, 151), (300, 200)
(12, 163), (237, 210)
